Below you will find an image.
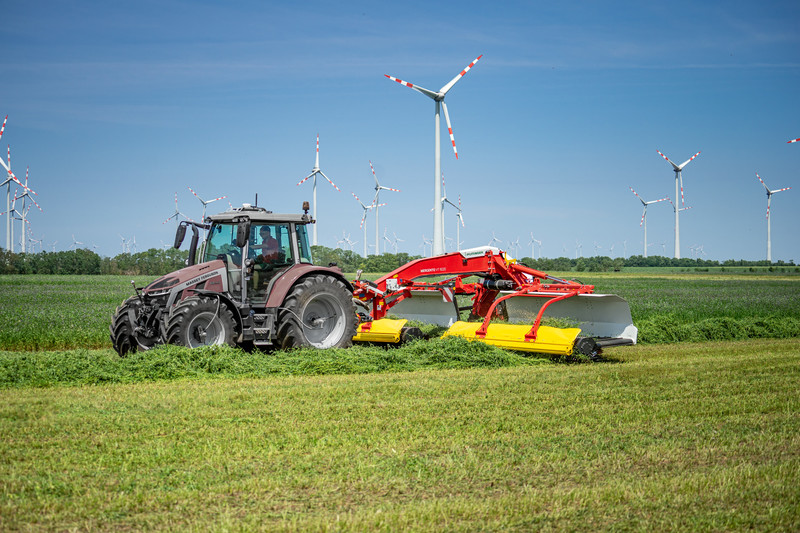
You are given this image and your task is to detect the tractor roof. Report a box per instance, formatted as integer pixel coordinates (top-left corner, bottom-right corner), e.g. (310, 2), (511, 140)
(207, 204), (313, 225)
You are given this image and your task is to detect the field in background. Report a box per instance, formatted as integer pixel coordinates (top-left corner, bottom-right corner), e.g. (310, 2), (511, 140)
(1, 272), (798, 351)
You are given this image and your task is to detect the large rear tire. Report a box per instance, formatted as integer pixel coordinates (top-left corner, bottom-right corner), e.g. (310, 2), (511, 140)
(276, 274), (357, 349)
(110, 296), (139, 356)
(165, 295), (237, 348)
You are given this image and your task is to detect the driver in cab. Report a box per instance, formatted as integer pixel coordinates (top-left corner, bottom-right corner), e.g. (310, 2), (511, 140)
(255, 226), (280, 265)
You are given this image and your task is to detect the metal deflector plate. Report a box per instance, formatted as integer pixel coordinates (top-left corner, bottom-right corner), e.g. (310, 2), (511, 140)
(503, 293), (638, 343)
(387, 290), (460, 327)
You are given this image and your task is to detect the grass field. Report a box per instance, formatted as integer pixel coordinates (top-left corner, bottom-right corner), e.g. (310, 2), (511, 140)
(1, 339), (798, 531)
(1, 273), (799, 530)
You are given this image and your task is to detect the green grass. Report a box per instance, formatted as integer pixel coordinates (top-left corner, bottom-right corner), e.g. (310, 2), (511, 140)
(0, 275), (152, 351)
(1, 338), (798, 531)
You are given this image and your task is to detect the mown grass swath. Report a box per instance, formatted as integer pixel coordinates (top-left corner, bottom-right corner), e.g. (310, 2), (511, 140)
(1, 339), (798, 530)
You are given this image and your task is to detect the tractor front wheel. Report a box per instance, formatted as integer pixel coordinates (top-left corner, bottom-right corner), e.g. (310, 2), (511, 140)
(165, 295), (237, 348)
(276, 275), (357, 349)
(110, 296), (140, 356)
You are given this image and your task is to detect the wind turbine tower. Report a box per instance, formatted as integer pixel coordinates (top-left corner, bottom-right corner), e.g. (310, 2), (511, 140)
(629, 186), (668, 258)
(757, 173), (791, 262)
(296, 135), (341, 246)
(657, 150), (700, 259)
(385, 55), (482, 256)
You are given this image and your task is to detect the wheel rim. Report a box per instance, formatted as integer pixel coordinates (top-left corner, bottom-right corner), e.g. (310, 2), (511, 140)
(186, 311), (227, 348)
(301, 293), (346, 348)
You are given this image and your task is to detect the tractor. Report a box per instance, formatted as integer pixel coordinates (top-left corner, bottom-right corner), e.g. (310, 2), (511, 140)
(110, 203), (358, 354)
(112, 203), (638, 359)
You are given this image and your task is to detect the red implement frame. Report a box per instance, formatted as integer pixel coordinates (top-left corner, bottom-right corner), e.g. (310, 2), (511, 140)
(352, 249), (595, 340)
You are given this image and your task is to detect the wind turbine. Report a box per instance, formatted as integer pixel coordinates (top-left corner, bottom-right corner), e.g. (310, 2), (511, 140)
(1, 140), (37, 252)
(385, 55), (482, 256)
(351, 191), (384, 257)
(296, 134), (341, 246)
(369, 161), (400, 255)
(757, 173), (792, 262)
(528, 233), (537, 259)
(487, 232), (501, 248)
(575, 240), (583, 259)
(657, 150), (701, 259)
(70, 234), (84, 250)
(420, 234), (432, 256)
(630, 186), (668, 258)
(15, 167), (43, 254)
(391, 232), (404, 254)
(188, 186), (227, 223)
(441, 173), (466, 251)
(162, 192), (192, 227)
(383, 227), (392, 254)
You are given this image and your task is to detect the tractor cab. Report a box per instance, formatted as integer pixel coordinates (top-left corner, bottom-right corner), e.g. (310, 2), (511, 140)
(181, 203), (315, 304)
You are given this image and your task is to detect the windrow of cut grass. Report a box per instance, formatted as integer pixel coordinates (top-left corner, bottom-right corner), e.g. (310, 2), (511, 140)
(0, 338), (564, 389)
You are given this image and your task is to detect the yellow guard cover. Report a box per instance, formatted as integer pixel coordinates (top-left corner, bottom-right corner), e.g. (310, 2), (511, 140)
(352, 318), (408, 344)
(443, 321), (581, 356)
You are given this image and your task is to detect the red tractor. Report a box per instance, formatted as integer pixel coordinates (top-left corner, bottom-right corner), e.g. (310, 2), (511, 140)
(110, 203), (358, 354)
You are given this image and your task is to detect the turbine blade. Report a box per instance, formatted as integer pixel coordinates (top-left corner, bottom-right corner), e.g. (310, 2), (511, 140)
(679, 174), (685, 206)
(656, 150), (680, 171)
(297, 171), (315, 186)
(379, 185), (401, 193)
(0, 115), (6, 142)
(439, 54), (483, 95)
(315, 134), (320, 169)
(773, 187), (792, 193)
(787, 138), (799, 144)
(384, 75), (438, 100)
(756, 173), (770, 193)
(351, 191), (367, 209)
(629, 186), (646, 205)
(640, 208), (646, 226)
(678, 151), (701, 169)
(369, 160), (379, 187)
(318, 170), (341, 192)
(441, 101), (458, 159)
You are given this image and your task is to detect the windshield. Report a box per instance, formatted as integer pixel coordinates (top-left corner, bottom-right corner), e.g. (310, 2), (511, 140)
(203, 223), (241, 264)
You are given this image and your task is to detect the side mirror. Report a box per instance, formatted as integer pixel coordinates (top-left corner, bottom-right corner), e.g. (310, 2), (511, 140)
(236, 220), (250, 248)
(173, 224), (187, 249)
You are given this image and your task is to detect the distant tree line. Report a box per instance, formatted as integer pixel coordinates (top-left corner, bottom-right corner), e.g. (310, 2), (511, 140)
(0, 246), (795, 276)
(0, 248), (189, 276)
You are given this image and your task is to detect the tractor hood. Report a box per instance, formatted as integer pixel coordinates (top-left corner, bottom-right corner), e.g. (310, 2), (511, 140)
(143, 260), (226, 295)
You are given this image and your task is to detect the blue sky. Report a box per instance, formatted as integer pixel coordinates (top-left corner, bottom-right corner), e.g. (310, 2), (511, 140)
(1, 1), (798, 261)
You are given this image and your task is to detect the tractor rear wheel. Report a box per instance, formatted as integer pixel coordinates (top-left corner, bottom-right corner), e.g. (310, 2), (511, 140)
(276, 274), (357, 349)
(165, 295), (237, 348)
(110, 296), (140, 356)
